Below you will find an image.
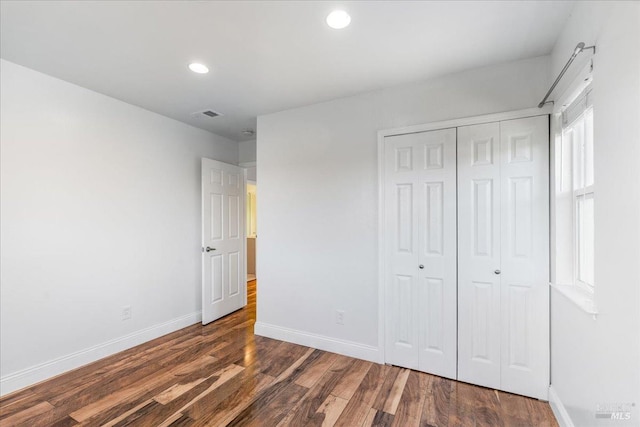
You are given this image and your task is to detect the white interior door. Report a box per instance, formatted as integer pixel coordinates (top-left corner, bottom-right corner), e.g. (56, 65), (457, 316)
(384, 128), (457, 379)
(457, 116), (549, 399)
(202, 158), (246, 325)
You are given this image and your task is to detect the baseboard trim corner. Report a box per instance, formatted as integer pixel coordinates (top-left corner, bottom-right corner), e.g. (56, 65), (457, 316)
(548, 385), (575, 427)
(254, 321), (382, 364)
(0, 311), (202, 397)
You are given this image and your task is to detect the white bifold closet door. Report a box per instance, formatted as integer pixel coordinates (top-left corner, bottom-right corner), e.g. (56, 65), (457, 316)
(384, 128), (457, 380)
(457, 116), (549, 399)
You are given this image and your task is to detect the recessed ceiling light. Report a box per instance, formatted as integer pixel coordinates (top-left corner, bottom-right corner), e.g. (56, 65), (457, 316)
(188, 63), (209, 74)
(326, 10), (351, 29)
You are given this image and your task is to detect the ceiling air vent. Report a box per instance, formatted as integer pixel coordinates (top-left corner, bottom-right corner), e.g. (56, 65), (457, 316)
(191, 109), (223, 119)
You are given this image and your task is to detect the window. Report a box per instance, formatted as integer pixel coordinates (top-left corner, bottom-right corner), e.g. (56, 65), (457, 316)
(555, 84), (595, 294)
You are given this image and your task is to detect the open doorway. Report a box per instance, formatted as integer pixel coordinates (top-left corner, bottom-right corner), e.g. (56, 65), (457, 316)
(246, 181), (257, 282)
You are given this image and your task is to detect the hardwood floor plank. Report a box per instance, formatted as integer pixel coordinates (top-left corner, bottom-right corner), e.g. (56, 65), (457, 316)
(165, 413), (196, 427)
(391, 370), (426, 427)
(68, 368), (176, 422)
(110, 399), (160, 427)
(188, 371), (275, 426)
(258, 382), (311, 427)
(1, 280), (558, 427)
(11, 405), (80, 427)
(99, 398), (156, 427)
(326, 354), (356, 379)
(525, 397), (559, 427)
(73, 363), (243, 424)
(497, 390), (536, 427)
(261, 341), (314, 378)
(32, 327), (203, 401)
(46, 339), (219, 413)
(0, 401), (54, 426)
(371, 365), (401, 411)
(372, 409), (395, 426)
(295, 351), (339, 388)
(362, 407), (378, 426)
(331, 359), (372, 400)
(79, 361), (225, 427)
(44, 416), (79, 427)
(151, 364), (245, 424)
(0, 390), (44, 420)
(182, 369), (266, 421)
(154, 374), (211, 405)
(334, 363), (389, 427)
(277, 357), (352, 426)
(315, 394), (349, 427)
(420, 375), (451, 427)
(471, 386), (504, 427)
(223, 350), (330, 426)
(272, 347), (316, 383)
(156, 411), (190, 427)
(227, 382), (309, 427)
(447, 382), (478, 427)
(224, 335), (282, 372)
(382, 368), (411, 415)
(209, 353), (308, 425)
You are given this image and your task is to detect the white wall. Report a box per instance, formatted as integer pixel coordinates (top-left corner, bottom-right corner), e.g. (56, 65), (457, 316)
(549, 3), (640, 426)
(239, 139), (257, 164)
(255, 56), (550, 358)
(239, 139), (257, 182)
(0, 59), (238, 395)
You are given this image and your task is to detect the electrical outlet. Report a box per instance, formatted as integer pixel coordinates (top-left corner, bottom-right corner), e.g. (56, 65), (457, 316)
(122, 306), (132, 320)
(336, 310), (345, 325)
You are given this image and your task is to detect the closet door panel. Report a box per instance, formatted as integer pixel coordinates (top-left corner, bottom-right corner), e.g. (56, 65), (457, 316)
(417, 129), (457, 379)
(385, 138), (420, 369)
(384, 128), (457, 377)
(457, 122), (502, 390)
(499, 116), (549, 400)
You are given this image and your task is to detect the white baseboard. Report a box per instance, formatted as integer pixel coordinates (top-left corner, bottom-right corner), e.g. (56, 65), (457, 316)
(549, 385), (575, 427)
(0, 311), (202, 397)
(254, 322), (382, 364)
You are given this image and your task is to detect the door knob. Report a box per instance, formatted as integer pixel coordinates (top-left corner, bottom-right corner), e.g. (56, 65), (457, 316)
(205, 247), (216, 252)
(494, 269), (501, 275)
(419, 265), (424, 269)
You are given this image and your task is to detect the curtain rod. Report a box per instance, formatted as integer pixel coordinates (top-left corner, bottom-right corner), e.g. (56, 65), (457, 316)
(538, 42), (596, 108)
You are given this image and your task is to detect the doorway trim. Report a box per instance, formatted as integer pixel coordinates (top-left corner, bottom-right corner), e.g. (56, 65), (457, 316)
(376, 106), (552, 363)
(243, 171), (254, 306)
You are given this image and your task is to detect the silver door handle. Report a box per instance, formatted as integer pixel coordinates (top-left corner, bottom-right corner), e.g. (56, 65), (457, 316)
(494, 269), (501, 275)
(205, 247), (216, 252)
(419, 265), (424, 269)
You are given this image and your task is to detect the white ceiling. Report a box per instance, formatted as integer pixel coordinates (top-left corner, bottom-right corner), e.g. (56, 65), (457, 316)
(0, 1), (574, 142)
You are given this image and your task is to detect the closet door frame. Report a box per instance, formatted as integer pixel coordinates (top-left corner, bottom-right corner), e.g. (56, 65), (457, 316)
(377, 107), (551, 387)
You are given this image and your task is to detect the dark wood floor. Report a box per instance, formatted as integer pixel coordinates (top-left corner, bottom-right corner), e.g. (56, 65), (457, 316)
(0, 280), (558, 426)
